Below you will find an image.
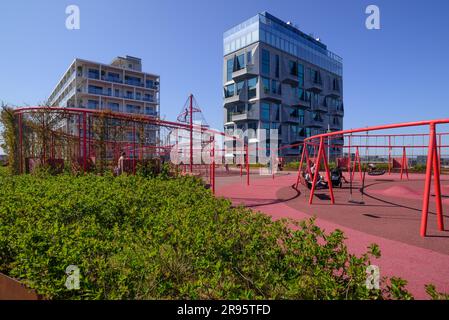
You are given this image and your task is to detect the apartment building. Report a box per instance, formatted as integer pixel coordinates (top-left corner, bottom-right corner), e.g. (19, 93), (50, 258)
(223, 12), (344, 158)
(48, 55), (160, 145)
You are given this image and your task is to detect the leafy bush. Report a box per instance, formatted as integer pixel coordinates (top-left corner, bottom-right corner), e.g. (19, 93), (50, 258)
(0, 168), (415, 300)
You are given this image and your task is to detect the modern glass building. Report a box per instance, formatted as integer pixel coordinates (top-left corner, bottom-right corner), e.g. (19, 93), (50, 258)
(223, 12), (344, 158)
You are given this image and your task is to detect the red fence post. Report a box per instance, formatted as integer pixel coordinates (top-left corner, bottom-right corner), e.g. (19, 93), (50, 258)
(348, 134), (352, 177)
(388, 136), (392, 175)
(432, 132), (444, 231)
(421, 123), (436, 237)
(308, 138), (324, 205)
(296, 143), (306, 188)
(321, 138), (335, 204)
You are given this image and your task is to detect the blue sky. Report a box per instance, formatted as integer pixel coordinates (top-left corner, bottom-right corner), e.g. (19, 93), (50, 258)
(1, 0), (448, 135)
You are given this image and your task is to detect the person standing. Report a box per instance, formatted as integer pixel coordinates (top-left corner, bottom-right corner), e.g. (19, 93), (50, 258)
(117, 151), (126, 175)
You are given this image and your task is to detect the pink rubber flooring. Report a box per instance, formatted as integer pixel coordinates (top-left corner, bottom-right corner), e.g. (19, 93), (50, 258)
(215, 171), (449, 299)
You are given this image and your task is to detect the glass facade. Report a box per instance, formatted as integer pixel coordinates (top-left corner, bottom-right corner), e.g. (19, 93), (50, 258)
(261, 49), (270, 75)
(223, 11), (343, 76)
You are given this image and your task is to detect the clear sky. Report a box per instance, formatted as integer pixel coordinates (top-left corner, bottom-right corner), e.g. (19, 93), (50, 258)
(1, 0), (449, 135)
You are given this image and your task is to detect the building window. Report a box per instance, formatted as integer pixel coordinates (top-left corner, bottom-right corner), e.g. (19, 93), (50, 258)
(262, 77), (270, 94)
(107, 72), (121, 83)
(114, 89), (120, 97)
(275, 55), (280, 78)
(224, 84), (235, 98)
(234, 54), (245, 71)
(226, 58), (234, 81)
(310, 69), (322, 85)
(107, 102), (120, 112)
(247, 77), (257, 99)
(146, 79), (155, 89)
(333, 78), (340, 92)
(125, 75), (142, 87)
(236, 81), (244, 95)
(87, 100), (98, 109)
(88, 85), (103, 95)
(299, 109), (305, 125)
(272, 103), (280, 121)
(247, 51), (252, 64)
(88, 69), (99, 79)
(261, 102), (270, 121)
(298, 64), (304, 86)
(262, 49), (270, 75)
(289, 60), (298, 76)
(144, 93), (153, 102)
(271, 80), (281, 94)
(145, 107), (156, 116)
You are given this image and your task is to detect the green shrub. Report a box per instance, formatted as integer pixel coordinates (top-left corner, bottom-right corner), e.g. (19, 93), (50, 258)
(0, 169), (415, 300)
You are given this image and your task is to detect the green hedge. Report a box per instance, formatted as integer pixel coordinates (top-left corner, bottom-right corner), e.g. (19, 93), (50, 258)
(0, 168), (418, 300)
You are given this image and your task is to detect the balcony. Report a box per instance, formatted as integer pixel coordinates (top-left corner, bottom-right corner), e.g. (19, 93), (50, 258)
(312, 103), (328, 113)
(260, 88), (282, 103)
(326, 89), (341, 99)
(88, 87), (111, 97)
(307, 81), (323, 93)
(329, 107), (344, 116)
(329, 122), (342, 131)
(102, 76), (123, 84)
(282, 72), (299, 86)
(306, 115), (325, 128)
(232, 64), (257, 81)
(282, 108), (300, 123)
(224, 87), (247, 106)
(230, 109), (258, 122)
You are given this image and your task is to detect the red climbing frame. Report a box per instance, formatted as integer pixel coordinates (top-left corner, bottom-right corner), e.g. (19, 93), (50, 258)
(296, 119), (448, 237)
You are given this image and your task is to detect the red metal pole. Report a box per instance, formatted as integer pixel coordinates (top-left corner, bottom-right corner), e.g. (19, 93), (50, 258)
(432, 133), (444, 231)
(189, 94), (193, 173)
(421, 123), (436, 237)
(322, 139), (335, 204)
(348, 134), (352, 177)
(438, 133), (442, 172)
(296, 143), (306, 188)
(18, 113), (23, 174)
(309, 137), (324, 204)
(400, 147), (405, 180)
(404, 147), (409, 179)
(305, 144), (311, 176)
(83, 112), (87, 172)
(388, 136), (392, 175)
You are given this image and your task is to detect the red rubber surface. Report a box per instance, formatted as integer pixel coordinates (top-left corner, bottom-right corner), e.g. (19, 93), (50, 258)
(215, 171), (449, 299)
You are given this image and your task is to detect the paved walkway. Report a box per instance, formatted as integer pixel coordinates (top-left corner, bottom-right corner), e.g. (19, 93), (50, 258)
(215, 171), (449, 299)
